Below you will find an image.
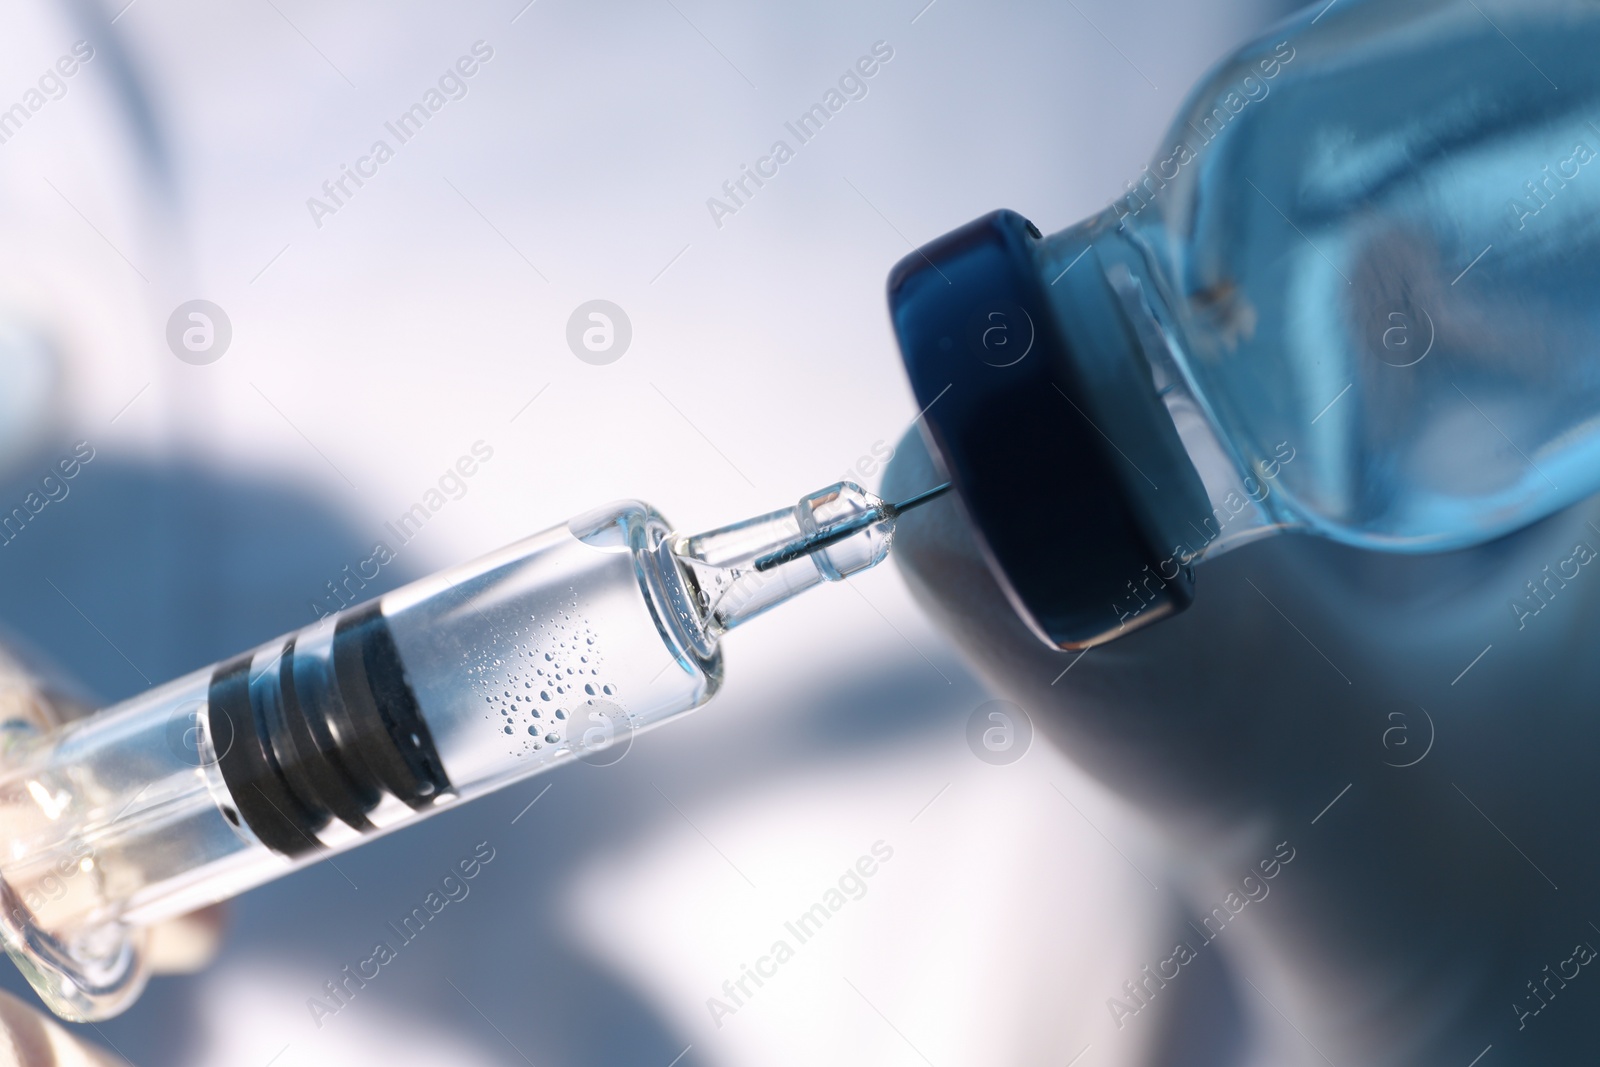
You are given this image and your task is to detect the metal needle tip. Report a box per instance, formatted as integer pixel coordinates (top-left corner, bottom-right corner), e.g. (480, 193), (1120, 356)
(885, 481), (953, 517)
(752, 482), (953, 573)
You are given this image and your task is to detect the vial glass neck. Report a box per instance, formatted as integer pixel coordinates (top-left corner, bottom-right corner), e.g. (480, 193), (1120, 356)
(1049, 213), (1297, 564)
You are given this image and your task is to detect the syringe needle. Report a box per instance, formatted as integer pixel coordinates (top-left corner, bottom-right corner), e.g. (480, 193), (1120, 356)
(885, 481), (954, 517)
(752, 482), (952, 573)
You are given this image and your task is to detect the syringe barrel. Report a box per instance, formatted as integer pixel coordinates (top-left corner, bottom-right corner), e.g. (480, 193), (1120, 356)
(0, 501), (720, 935)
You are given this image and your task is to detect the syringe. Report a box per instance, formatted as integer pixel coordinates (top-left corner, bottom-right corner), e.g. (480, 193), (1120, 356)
(0, 479), (948, 1021)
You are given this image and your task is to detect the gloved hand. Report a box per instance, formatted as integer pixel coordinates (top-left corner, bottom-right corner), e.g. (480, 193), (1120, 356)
(884, 429), (1598, 1067)
(0, 644), (224, 1067)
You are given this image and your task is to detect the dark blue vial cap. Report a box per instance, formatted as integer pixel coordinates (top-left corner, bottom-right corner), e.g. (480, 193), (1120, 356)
(887, 209), (1201, 649)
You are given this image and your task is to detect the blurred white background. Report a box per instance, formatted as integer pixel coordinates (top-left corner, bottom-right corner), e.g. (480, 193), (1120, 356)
(0, 0), (1296, 1063)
